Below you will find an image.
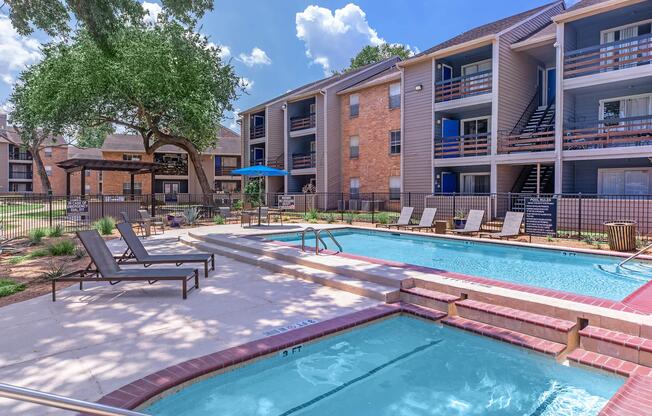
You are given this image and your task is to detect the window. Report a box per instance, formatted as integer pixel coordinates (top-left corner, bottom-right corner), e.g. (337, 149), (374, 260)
(460, 173), (490, 194)
(85, 169), (91, 177)
(349, 94), (359, 117)
(599, 168), (651, 195)
(122, 182), (142, 195)
(389, 82), (401, 109)
(349, 136), (359, 158)
(601, 21), (652, 71)
(45, 166), (52, 177)
(462, 117), (490, 138)
(350, 177), (360, 198)
(600, 94), (652, 129)
(389, 176), (401, 200)
(44, 147), (52, 158)
(123, 153), (142, 161)
(389, 131), (401, 155)
(155, 153), (189, 175)
(85, 185), (91, 192)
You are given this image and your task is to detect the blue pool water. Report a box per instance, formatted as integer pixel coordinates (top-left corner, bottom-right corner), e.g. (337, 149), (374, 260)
(146, 316), (623, 416)
(267, 228), (651, 300)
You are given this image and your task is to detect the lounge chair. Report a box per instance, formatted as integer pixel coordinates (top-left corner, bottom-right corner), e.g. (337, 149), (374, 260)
(218, 207), (239, 223)
(401, 208), (438, 231)
(450, 209), (485, 235)
(51, 230), (198, 301)
(479, 211), (524, 239)
(378, 207), (414, 229)
(138, 209), (165, 234)
(120, 211), (145, 236)
(116, 222), (215, 278)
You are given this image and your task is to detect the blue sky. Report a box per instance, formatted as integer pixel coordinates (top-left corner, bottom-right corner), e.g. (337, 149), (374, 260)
(0, 0), (571, 131)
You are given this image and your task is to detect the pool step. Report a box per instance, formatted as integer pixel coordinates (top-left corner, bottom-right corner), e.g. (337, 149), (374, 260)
(567, 348), (652, 377)
(455, 299), (577, 345)
(441, 316), (566, 357)
(180, 236), (400, 303)
(400, 287), (460, 315)
(579, 326), (652, 367)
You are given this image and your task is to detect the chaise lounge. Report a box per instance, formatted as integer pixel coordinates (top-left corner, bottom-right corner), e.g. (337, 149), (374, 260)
(378, 207), (414, 229)
(51, 230), (199, 301)
(450, 209), (485, 236)
(401, 208), (438, 232)
(479, 211), (525, 240)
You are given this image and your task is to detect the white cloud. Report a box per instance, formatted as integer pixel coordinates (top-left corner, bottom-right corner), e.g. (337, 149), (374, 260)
(142, 2), (163, 25)
(223, 108), (241, 131)
(0, 16), (41, 78)
(217, 44), (231, 60)
(1, 74), (13, 85)
(239, 77), (254, 91)
(238, 47), (271, 67)
(296, 3), (384, 74)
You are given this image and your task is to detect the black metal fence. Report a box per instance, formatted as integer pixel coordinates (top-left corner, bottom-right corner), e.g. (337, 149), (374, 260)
(1, 192), (651, 242)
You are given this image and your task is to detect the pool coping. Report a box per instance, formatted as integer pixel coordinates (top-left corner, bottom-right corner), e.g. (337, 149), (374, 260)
(257, 227), (652, 315)
(91, 303), (651, 415)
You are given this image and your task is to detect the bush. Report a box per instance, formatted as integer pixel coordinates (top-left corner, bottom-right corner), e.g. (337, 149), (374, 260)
(41, 263), (66, 280)
(0, 280), (26, 298)
(324, 212), (335, 224)
(28, 228), (47, 245)
(74, 246), (86, 259)
(376, 212), (390, 225)
(47, 239), (76, 256)
(232, 200), (243, 210)
(47, 224), (64, 238)
(94, 217), (115, 235)
(345, 213), (355, 225)
(183, 207), (201, 225)
(213, 215), (225, 225)
(303, 208), (318, 222)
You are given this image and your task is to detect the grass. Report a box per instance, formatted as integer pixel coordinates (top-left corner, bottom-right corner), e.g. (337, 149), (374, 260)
(0, 280), (26, 298)
(47, 224), (64, 238)
(28, 228), (47, 245)
(93, 217), (116, 235)
(0, 203), (43, 214)
(15, 209), (66, 219)
(7, 239), (77, 265)
(47, 240), (76, 256)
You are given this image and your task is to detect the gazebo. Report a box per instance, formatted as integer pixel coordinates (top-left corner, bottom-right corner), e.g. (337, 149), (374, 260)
(56, 158), (163, 216)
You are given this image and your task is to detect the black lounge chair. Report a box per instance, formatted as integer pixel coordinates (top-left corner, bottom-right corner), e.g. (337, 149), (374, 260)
(51, 230), (199, 301)
(116, 222), (215, 278)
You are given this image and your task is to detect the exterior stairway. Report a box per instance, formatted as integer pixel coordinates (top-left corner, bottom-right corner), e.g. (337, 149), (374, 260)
(521, 104), (555, 134)
(509, 164), (555, 211)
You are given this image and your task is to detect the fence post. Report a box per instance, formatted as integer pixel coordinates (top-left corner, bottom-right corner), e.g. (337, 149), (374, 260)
(101, 194), (105, 218)
(304, 194), (307, 217)
(341, 192), (344, 221)
(371, 192), (375, 224)
(408, 192), (411, 207)
(48, 194), (53, 229)
(577, 193), (582, 240)
(452, 193), (456, 218)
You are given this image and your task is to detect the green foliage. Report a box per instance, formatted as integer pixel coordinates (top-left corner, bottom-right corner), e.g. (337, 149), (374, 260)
(232, 200), (243, 211)
(41, 262), (67, 280)
(47, 224), (64, 238)
(244, 179), (263, 207)
(93, 217), (115, 235)
(303, 209), (318, 222)
(183, 207), (201, 225)
(213, 215), (225, 225)
(347, 44), (413, 71)
(376, 212), (390, 225)
(345, 213), (355, 225)
(324, 212), (336, 224)
(28, 228), (47, 245)
(75, 124), (114, 148)
(546, 235), (554, 242)
(454, 209), (467, 220)
(47, 239), (76, 256)
(0, 280), (26, 298)
(74, 246), (87, 259)
(582, 234), (599, 246)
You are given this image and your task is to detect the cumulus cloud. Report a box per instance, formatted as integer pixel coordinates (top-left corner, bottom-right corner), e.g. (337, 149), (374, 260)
(217, 44), (231, 59)
(223, 108), (241, 131)
(238, 47), (271, 67)
(296, 3), (384, 74)
(239, 77), (254, 91)
(0, 16), (41, 84)
(142, 2), (163, 25)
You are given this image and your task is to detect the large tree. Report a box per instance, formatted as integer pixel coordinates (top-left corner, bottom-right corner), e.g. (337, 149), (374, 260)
(10, 21), (240, 196)
(347, 44), (413, 71)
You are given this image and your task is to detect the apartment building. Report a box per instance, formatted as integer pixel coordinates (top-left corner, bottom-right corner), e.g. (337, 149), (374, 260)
(338, 67), (402, 199)
(0, 115), (34, 193)
(239, 58), (401, 199)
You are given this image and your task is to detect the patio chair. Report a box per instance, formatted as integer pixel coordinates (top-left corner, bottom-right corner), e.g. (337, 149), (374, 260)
(479, 211), (524, 240)
(218, 207), (239, 223)
(116, 222), (215, 278)
(451, 210), (485, 235)
(120, 211), (145, 236)
(138, 209), (165, 234)
(402, 208), (438, 232)
(378, 207), (414, 229)
(51, 230), (199, 301)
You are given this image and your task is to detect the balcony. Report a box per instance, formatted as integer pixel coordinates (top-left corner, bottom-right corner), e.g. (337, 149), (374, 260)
(564, 34), (652, 79)
(498, 130), (555, 154)
(9, 152), (32, 161)
(250, 125), (265, 140)
(291, 153), (316, 169)
(215, 167), (239, 176)
(563, 115), (652, 151)
(9, 171), (33, 180)
(434, 70), (492, 103)
(434, 133), (490, 159)
(290, 114), (316, 131)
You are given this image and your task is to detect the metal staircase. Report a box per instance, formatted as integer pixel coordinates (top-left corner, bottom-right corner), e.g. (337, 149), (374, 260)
(510, 165), (555, 211)
(522, 104), (555, 134)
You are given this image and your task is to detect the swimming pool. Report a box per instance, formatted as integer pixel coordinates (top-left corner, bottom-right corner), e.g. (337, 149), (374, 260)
(266, 228), (651, 300)
(145, 316), (623, 415)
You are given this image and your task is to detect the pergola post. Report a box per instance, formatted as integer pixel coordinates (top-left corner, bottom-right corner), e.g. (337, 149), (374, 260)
(65, 172), (70, 197)
(150, 171), (156, 217)
(80, 168), (86, 197)
(130, 173), (135, 201)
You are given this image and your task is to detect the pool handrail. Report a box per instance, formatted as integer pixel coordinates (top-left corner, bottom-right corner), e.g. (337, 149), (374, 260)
(300, 227), (342, 255)
(619, 242), (652, 267)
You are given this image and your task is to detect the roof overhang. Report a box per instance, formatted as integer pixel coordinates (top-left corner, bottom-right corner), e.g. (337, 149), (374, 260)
(337, 72), (401, 95)
(398, 35), (496, 67)
(552, 0), (645, 23)
(511, 33), (556, 51)
(56, 158), (163, 174)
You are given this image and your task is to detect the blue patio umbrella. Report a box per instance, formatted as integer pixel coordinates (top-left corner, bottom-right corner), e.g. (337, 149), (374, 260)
(232, 165), (289, 225)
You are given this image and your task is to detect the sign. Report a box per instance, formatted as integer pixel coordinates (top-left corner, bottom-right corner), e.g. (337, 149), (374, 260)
(277, 195), (296, 210)
(66, 199), (89, 214)
(525, 197), (557, 237)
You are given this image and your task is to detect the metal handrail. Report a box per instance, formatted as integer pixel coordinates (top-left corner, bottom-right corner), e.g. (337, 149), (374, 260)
(619, 243), (652, 267)
(316, 229), (343, 254)
(301, 227), (328, 254)
(0, 383), (148, 416)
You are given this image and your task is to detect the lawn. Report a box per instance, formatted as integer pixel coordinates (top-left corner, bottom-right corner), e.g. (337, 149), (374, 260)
(14, 209), (67, 220)
(0, 279), (26, 297)
(0, 203), (44, 214)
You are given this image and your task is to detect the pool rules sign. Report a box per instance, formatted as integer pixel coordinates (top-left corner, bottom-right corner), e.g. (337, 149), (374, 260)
(525, 197), (558, 237)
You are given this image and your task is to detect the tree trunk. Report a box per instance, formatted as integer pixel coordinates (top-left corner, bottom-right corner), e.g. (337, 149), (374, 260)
(31, 145), (52, 194)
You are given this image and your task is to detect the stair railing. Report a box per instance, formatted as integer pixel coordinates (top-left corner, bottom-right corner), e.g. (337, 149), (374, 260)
(535, 100), (556, 132)
(509, 90), (541, 136)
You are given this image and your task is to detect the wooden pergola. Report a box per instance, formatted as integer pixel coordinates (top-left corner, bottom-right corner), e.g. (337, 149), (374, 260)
(56, 158), (163, 215)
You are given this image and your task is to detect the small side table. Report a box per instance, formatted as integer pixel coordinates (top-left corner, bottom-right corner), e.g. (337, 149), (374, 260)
(434, 220), (447, 234)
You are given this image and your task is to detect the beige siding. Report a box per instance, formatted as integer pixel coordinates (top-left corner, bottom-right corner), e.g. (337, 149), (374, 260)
(241, 116), (250, 167)
(0, 142), (8, 192)
(315, 94), (326, 193)
(402, 60), (433, 193)
(326, 89), (341, 194)
(266, 102), (285, 165)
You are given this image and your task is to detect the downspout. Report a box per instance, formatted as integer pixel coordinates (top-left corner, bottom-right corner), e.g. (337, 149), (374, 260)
(319, 89), (327, 196)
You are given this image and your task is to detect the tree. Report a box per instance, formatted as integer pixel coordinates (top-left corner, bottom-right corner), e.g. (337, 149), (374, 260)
(10, 22), (241, 196)
(4, 0), (213, 48)
(347, 44), (413, 71)
(75, 125), (114, 148)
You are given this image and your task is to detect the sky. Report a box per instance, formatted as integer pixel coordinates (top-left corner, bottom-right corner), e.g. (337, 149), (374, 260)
(0, 0), (576, 132)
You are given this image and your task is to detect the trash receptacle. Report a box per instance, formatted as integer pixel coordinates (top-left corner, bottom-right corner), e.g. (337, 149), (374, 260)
(604, 221), (637, 251)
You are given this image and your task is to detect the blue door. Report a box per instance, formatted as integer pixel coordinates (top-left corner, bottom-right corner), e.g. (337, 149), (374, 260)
(442, 119), (460, 158)
(546, 69), (556, 106)
(441, 172), (457, 193)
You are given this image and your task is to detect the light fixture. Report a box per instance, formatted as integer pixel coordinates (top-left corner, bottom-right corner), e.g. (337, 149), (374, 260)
(281, 103), (287, 110)
(415, 84), (423, 91)
(437, 63), (441, 69)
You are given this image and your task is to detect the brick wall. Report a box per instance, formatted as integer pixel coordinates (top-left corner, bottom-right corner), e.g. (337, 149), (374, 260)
(101, 152), (154, 195)
(340, 80), (401, 194)
(32, 146), (100, 195)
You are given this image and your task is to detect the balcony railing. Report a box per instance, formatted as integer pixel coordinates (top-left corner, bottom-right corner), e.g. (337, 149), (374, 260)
(9, 171), (33, 179)
(292, 153), (316, 169)
(498, 127), (556, 154)
(434, 133), (490, 158)
(563, 115), (652, 150)
(9, 152), (32, 161)
(290, 114), (316, 131)
(215, 167), (239, 176)
(250, 125), (265, 140)
(564, 33), (652, 79)
(434, 70), (492, 103)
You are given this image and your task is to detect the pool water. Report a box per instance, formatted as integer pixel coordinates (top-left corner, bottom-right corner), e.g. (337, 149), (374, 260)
(267, 228), (650, 300)
(146, 316), (623, 416)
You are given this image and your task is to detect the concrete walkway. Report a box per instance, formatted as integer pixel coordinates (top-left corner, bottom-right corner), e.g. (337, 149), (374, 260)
(0, 224), (379, 415)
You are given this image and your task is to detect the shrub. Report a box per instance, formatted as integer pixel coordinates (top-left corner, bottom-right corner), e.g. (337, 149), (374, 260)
(213, 215), (225, 225)
(324, 212), (335, 224)
(345, 213), (355, 225)
(41, 263), (66, 280)
(47, 224), (64, 238)
(47, 239), (76, 256)
(183, 207), (201, 225)
(303, 208), (318, 222)
(74, 246), (86, 259)
(0, 280), (26, 298)
(376, 212), (390, 225)
(28, 228), (47, 245)
(93, 217), (115, 236)
(232, 200), (243, 211)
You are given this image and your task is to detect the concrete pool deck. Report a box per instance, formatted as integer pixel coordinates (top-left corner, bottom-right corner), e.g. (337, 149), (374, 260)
(0, 224), (379, 415)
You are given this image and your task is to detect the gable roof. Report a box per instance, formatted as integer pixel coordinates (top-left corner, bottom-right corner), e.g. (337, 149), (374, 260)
(564, 0), (611, 13)
(337, 67), (401, 95)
